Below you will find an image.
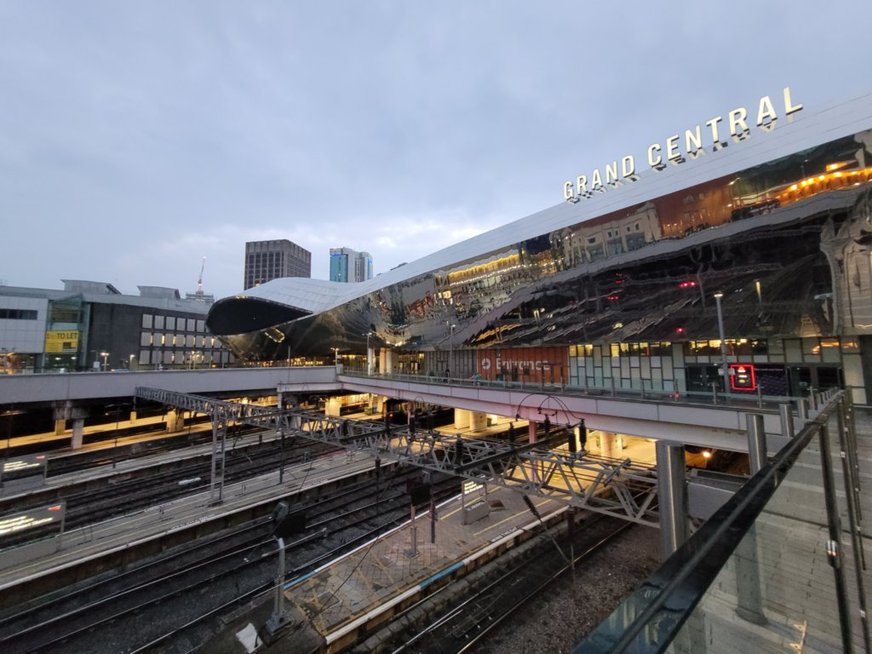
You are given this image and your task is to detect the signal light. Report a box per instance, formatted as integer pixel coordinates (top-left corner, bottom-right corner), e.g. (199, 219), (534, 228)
(578, 419), (587, 450)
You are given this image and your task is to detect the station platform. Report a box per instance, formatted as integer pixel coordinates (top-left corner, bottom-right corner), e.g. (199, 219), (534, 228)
(0, 448), (376, 593)
(282, 482), (567, 649)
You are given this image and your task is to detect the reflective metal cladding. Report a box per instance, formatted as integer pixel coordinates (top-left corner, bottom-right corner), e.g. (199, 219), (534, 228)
(207, 92), (872, 361)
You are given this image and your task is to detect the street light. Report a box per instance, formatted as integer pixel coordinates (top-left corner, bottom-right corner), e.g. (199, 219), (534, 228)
(447, 322), (456, 377)
(331, 347), (340, 370)
(713, 292), (729, 394)
(99, 351), (109, 372)
(362, 331), (374, 375)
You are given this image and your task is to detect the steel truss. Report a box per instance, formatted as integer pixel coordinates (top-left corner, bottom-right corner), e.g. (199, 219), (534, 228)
(135, 387), (659, 525)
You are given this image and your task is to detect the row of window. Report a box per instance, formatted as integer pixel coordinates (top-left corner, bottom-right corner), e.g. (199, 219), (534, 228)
(141, 314), (206, 332)
(140, 332), (221, 348)
(0, 309), (38, 320)
(570, 337), (857, 363)
(138, 349), (233, 365)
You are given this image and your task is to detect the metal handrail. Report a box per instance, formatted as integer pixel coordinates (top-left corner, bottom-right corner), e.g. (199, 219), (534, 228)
(573, 391), (848, 653)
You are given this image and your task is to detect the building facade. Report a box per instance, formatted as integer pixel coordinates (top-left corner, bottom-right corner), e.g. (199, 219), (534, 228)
(329, 247), (373, 283)
(244, 239), (311, 289)
(208, 90), (872, 404)
(0, 280), (234, 373)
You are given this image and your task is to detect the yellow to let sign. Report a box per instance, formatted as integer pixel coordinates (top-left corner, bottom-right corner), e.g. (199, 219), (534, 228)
(45, 330), (79, 353)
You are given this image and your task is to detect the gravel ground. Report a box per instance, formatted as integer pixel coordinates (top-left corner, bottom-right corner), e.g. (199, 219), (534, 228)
(474, 524), (662, 654)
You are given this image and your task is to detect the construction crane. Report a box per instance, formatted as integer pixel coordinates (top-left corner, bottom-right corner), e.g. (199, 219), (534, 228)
(196, 256), (207, 297)
(185, 257), (214, 304)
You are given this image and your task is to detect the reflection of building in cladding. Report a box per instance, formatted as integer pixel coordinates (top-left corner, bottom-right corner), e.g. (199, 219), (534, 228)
(207, 92), (872, 404)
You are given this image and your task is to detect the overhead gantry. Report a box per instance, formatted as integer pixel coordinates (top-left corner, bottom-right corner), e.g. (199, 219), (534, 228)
(134, 386), (660, 525)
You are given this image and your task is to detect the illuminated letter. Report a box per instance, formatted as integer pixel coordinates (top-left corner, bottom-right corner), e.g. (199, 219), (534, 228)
(621, 155), (637, 180)
(591, 168), (604, 192)
(685, 125), (703, 157)
(605, 161), (619, 186)
(647, 143), (665, 170)
(666, 134), (683, 164)
(783, 86), (803, 118)
(756, 95), (777, 130)
(728, 107), (750, 142)
(706, 116), (726, 151)
(564, 181), (575, 201)
(576, 175), (588, 197)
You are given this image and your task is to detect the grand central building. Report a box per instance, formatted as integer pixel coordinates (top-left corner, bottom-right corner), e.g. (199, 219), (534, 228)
(208, 88), (872, 405)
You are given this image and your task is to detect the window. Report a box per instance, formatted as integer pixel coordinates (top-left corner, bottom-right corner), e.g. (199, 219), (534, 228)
(155, 315), (165, 329)
(197, 319), (205, 332)
(166, 316), (176, 330)
(0, 309), (38, 319)
(142, 314), (153, 328)
(187, 318), (196, 331)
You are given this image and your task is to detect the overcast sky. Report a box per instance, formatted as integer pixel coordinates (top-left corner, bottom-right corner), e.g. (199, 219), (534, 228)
(1, 2), (870, 300)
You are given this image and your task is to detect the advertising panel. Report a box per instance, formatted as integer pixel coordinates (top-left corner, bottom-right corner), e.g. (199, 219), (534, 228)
(44, 330), (79, 353)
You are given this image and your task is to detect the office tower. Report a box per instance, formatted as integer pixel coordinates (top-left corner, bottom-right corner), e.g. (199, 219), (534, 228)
(244, 240), (311, 289)
(329, 248), (373, 283)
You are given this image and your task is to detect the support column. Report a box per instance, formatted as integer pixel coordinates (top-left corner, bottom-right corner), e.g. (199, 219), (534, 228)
(383, 348), (395, 375)
(468, 411), (487, 431)
(165, 409), (184, 433)
(454, 408), (470, 430)
(528, 422), (537, 444)
(128, 410), (137, 424)
(655, 440), (688, 559)
(367, 346), (374, 375)
(71, 418), (85, 450)
(600, 434), (614, 458)
(54, 419), (66, 435)
(734, 414), (768, 625)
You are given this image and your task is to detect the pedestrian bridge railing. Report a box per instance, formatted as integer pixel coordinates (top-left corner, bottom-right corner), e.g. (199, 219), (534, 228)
(573, 390), (871, 654)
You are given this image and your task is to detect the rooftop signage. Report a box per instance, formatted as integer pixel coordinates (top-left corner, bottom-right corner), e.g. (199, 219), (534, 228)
(563, 87), (803, 202)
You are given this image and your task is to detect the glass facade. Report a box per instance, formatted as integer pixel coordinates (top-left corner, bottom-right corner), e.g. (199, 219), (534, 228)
(208, 99), (872, 401)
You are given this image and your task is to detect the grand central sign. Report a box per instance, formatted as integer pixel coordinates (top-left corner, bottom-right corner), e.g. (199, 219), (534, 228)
(563, 87), (803, 202)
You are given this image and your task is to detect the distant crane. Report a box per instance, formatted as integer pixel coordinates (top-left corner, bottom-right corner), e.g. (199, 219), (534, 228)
(196, 256), (206, 297)
(186, 256), (214, 304)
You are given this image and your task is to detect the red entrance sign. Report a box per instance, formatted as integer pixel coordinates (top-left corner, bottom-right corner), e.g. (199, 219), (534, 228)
(730, 363), (757, 391)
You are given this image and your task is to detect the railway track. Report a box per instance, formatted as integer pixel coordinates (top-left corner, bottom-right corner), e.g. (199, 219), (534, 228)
(0, 468), (460, 654)
(384, 513), (633, 654)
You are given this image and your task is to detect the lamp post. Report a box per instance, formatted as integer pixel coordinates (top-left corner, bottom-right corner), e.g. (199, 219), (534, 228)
(447, 322), (456, 377)
(713, 292), (729, 394)
(364, 332), (373, 375)
(99, 351), (109, 372)
(331, 347), (340, 371)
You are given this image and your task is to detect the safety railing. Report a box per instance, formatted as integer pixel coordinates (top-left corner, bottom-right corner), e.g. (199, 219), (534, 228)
(573, 390), (870, 653)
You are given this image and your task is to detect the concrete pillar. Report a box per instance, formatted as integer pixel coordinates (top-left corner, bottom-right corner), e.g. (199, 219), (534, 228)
(780, 403), (795, 438)
(325, 397), (342, 417)
(166, 409), (184, 433)
(600, 434), (614, 458)
(367, 346), (374, 375)
(734, 413), (768, 626)
(128, 410), (137, 424)
(454, 408), (470, 430)
(383, 349), (395, 375)
(469, 411), (487, 432)
(71, 418), (85, 449)
(656, 440), (688, 559)
(528, 422), (537, 444)
(54, 419), (66, 435)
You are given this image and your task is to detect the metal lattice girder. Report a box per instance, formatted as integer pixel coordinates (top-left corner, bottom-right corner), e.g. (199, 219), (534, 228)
(134, 388), (660, 525)
(285, 410), (660, 525)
